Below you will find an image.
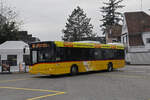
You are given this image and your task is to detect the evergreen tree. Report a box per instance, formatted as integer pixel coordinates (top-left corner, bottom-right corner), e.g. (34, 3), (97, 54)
(100, 0), (124, 34)
(62, 6), (96, 42)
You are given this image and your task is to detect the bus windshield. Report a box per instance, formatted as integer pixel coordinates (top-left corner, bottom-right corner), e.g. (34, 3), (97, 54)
(31, 42), (56, 65)
(31, 48), (55, 64)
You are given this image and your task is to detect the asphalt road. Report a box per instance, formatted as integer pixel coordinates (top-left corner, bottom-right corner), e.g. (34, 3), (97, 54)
(0, 65), (150, 100)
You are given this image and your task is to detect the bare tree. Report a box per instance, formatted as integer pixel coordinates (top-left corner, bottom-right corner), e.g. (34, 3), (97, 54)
(0, 0), (21, 44)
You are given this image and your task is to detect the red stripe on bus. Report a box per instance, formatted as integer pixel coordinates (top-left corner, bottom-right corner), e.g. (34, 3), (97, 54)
(32, 59), (124, 66)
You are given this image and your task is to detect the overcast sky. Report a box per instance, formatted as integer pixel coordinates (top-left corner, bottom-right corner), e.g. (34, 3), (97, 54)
(6, 0), (150, 41)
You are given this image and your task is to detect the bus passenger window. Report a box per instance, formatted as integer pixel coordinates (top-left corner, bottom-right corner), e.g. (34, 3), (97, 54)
(56, 48), (66, 61)
(94, 49), (103, 60)
(38, 49), (55, 62)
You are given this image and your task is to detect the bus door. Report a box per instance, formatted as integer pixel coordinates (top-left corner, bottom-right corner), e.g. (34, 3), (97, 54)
(32, 51), (38, 65)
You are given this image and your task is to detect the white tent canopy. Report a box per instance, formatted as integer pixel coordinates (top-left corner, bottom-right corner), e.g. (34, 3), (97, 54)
(0, 41), (30, 72)
(0, 41), (29, 51)
(0, 41), (29, 54)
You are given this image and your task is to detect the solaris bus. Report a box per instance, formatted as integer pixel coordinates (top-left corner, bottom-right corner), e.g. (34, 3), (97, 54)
(29, 41), (125, 75)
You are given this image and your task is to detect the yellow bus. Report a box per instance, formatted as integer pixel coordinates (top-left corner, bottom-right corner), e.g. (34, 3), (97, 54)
(29, 41), (125, 75)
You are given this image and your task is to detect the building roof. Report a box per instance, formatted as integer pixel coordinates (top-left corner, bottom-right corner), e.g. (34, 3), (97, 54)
(0, 41), (29, 50)
(16, 31), (40, 44)
(124, 11), (150, 46)
(125, 11), (150, 34)
(81, 37), (106, 44)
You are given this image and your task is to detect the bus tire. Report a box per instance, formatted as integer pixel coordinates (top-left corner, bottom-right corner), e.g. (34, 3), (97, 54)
(107, 63), (113, 72)
(70, 65), (78, 75)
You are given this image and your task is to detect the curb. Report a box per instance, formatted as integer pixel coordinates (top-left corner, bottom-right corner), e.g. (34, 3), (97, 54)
(0, 72), (12, 74)
(12, 72), (29, 74)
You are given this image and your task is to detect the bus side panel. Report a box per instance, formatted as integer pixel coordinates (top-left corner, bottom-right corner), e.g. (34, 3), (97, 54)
(29, 61), (87, 75)
(29, 63), (58, 75)
(50, 61), (86, 74)
(29, 60), (125, 75)
(90, 60), (107, 71)
(112, 60), (125, 69)
(29, 63), (68, 75)
(90, 60), (125, 71)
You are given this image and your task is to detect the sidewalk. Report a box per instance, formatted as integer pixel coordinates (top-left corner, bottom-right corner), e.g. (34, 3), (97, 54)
(125, 64), (150, 68)
(0, 71), (29, 74)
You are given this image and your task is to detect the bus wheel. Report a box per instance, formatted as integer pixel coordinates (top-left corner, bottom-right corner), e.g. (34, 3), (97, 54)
(70, 65), (78, 75)
(107, 63), (113, 72)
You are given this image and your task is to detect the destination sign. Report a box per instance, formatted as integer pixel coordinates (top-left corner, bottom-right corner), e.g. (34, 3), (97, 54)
(32, 43), (49, 48)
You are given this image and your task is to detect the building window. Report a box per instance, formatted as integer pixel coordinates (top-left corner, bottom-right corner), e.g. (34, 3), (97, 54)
(146, 38), (150, 43)
(123, 36), (126, 43)
(126, 35), (128, 43)
(7, 55), (17, 66)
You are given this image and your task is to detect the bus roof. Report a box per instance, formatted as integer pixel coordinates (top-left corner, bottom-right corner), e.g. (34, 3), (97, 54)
(54, 41), (124, 50)
(30, 41), (124, 50)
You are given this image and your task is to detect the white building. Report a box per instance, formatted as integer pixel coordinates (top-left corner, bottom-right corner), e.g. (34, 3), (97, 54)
(106, 25), (122, 43)
(0, 41), (30, 72)
(121, 11), (150, 64)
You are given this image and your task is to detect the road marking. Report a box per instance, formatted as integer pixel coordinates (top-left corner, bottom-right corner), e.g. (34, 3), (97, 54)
(27, 92), (66, 100)
(0, 86), (66, 100)
(0, 86), (63, 93)
(0, 78), (31, 83)
(100, 73), (147, 79)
